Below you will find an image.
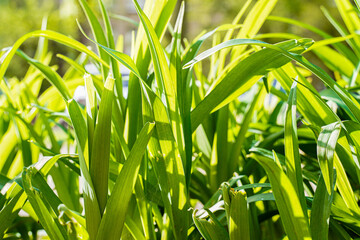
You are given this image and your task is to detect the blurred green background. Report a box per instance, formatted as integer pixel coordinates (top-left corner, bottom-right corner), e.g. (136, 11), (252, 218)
(0, 0), (341, 78)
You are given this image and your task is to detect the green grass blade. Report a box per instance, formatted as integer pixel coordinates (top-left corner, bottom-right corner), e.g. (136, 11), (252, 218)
(284, 81), (307, 217)
(334, 0), (360, 48)
(291, 58), (360, 124)
(77, 22), (143, 82)
(229, 85), (266, 175)
(217, 0), (252, 74)
(273, 64), (337, 126)
(132, 0), (184, 157)
(229, 190), (250, 240)
(0, 30), (109, 84)
(22, 167), (68, 240)
(321, 6), (360, 58)
(267, 15), (357, 60)
(59, 204), (86, 228)
(211, 106), (229, 190)
(232, 0), (277, 58)
(57, 53), (86, 77)
(0, 189), (25, 239)
(96, 122), (154, 240)
(140, 82), (189, 239)
(312, 46), (355, 84)
(78, 0), (109, 79)
(124, 217), (147, 240)
(342, 121), (360, 180)
(85, 73), (97, 160)
(0, 154), (75, 238)
(90, 74), (114, 215)
(67, 99), (101, 240)
(97, 0), (123, 103)
(16, 50), (71, 101)
(310, 173), (336, 240)
(193, 209), (229, 240)
(188, 36), (360, 124)
(125, 0), (175, 149)
(317, 122), (341, 194)
(170, 1), (188, 177)
(250, 148), (311, 239)
(110, 13), (139, 27)
(186, 38), (313, 131)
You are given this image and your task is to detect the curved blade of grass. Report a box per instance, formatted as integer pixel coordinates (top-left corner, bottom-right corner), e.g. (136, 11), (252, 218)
(193, 209), (229, 240)
(77, 22), (143, 82)
(28, 170), (66, 216)
(183, 38), (310, 68)
(96, 122), (154, 240)
(125, 0), (176, 149)
(310, 34), (355, 49)
(189, 37), (360, 127)
(57, 53), (86, 77)
(16, 50), (71, 101)
(22, 167), (68, 240)
(0, 30), (109, 83)
(317, 122), (341, 194)
(58, 204), (86, 229)
(186, 38), (313, 131)
(0, 189), (26, 239)
(312, 46), (355, 86)
(273, 63), (338, 127)
(0, 154), (74, 237)
(90, 74), (114, 215)
(267, 15), (357, 63)
(284, 81), (307, 217)
(249, 148), (311, 240)
(321, 6), (360, 58)
(133, 0), (170, 94)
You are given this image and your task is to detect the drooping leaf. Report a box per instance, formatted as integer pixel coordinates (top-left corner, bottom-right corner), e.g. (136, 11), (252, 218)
(250, 148), (311, 239)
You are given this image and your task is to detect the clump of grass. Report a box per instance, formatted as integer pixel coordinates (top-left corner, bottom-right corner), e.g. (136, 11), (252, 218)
(1, 0), (360, 239)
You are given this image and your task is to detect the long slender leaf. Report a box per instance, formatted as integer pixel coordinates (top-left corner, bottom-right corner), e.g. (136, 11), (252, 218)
(317, 122), (341, 194)
(250, 148), (311, 239)
(90, 74), (114, 214)
(310, 173), (336, 240)
(0, 30), (109, 83)
(186, 38), (313, 131)
(96, 122), (154, 240)
(284, 81), (307, 216)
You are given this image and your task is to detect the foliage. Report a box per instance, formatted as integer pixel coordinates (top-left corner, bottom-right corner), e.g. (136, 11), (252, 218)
(0, 0), (360, 239)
